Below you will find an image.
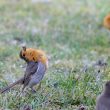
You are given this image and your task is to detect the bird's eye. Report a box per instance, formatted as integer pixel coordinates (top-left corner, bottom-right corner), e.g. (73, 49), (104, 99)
(23, 54), (25, 57)
(33, 57), (35, 61)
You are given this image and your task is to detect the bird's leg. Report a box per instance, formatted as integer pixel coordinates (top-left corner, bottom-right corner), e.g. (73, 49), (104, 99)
(36, 82), (41, 90)
(30, 86), (36, 93)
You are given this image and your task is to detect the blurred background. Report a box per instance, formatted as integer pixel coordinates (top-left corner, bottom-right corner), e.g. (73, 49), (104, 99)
(0, 0), (110, 109)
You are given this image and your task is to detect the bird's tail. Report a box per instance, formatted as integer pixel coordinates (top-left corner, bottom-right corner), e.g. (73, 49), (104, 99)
(0, 77), (24, 94)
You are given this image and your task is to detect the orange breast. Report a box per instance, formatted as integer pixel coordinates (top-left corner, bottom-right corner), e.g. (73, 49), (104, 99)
(22, 48), (48, 68)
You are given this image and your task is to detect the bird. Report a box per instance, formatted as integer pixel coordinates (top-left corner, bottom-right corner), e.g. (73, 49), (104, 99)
(0, 46), (48, 93)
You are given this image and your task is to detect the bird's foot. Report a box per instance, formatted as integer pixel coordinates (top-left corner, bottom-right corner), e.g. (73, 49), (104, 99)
(31, 88), (36, 93)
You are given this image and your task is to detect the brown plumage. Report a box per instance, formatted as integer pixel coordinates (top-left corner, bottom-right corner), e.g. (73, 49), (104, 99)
(20, 46), (48, 68)
(0, 46), (47, 93)
(20, 46), (48, 92)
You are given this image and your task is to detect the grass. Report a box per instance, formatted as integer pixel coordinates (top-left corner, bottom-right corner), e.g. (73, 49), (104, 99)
(0, 0), (110, 109)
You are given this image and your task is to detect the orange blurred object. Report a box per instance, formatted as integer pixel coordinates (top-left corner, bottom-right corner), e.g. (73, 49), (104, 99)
(104, 14), (110, 30)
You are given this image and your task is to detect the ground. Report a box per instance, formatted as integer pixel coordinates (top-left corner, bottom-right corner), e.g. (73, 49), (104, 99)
(0, 0), (110, 109)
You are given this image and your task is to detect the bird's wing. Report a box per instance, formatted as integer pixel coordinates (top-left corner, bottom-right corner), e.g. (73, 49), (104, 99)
(28, 62), (46, 87)
(23, 61), (38, 86)
(25, 61), (38, 75)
